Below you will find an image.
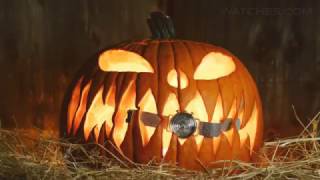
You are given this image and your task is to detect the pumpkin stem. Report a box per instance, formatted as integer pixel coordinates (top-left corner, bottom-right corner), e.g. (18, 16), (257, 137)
(147, 11), (176, 39)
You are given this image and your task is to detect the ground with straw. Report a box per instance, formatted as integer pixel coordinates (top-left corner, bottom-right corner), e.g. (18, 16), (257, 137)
(1, 112), (320, 179)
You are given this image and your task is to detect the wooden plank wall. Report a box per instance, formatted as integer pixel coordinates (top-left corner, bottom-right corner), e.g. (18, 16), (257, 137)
(0, 0), (158, 134)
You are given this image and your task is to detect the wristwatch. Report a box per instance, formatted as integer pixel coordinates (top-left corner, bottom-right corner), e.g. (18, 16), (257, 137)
(126, 109), (241, 138)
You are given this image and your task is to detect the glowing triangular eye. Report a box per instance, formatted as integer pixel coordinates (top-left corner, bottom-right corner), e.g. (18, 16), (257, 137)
(194, 52), (236, 80)
(98, 49), (154, 73)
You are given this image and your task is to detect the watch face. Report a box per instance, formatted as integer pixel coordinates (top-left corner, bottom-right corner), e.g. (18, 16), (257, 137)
(169, 112), (197, 138)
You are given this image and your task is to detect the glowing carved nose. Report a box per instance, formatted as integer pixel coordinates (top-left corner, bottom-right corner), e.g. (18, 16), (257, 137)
(167, 69), (189, 89)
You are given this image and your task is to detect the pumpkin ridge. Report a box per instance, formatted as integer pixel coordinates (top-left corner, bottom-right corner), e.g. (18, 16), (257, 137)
(154, 41), (161, 106)
(155, 41), (162, 105)
(158, 41), (181, 163)
(134, 42), (162, 161)
(108, 74), (125, 145)
(170, 42), (182, 110)
(180, 41), (210, 151)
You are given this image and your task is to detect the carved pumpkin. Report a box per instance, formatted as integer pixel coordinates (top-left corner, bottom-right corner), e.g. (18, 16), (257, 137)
(61, 12), (263, 170)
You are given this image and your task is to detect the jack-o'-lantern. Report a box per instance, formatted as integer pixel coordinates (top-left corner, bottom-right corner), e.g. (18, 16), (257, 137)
(61, 12), (263, 170)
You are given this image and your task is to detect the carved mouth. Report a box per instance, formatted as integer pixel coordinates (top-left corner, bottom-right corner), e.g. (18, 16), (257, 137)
(126, 110), (240, 139)
(66, 75), (260, 159)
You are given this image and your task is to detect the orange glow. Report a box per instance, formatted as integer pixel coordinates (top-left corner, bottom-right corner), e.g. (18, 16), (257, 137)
(167, 69), (189, 89)
(178, 138), (187, 145)
(138, 89), (157, 146)
(98, 49), (154, 73)
(184, 91), (208, 150)
(67, 77), (82, 135)
(194, 52), (236, 80)
(72, 81), (92, 135)
(83, 86), (115, 141)
(64, 40), (264, 170)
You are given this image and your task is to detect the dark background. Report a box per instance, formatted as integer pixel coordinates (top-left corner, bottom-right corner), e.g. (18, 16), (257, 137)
(0, 0), (319, 138)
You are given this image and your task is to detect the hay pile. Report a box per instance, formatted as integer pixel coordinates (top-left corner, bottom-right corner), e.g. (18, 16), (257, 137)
(1, 112), (320, 179)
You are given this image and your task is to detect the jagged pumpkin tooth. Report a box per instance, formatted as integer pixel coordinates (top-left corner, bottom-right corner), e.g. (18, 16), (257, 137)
(198, 137), (215, 169)
(240, 134), (251, 162)
(197, 80), (219, 120)
(227, 98), (237, 119)
(137, 89), (157, 146)
(163, 133), (178, 165)
(98, 122), (107, 156)
(215, 133), (233, 167)
(230, 128), (245, 161)
(136, 126), (162, 163)
(212, 94), (224, 123)
(238, 130), (251, 161)
(230, 128), (239, 150)
(177, 136), (200, 170)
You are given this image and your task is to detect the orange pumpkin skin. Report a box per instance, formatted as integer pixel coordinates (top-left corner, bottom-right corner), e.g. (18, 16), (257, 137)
(62, 39), (263, 170)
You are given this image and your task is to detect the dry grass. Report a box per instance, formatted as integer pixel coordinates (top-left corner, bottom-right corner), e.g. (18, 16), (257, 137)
(1, 111), (320, 179)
